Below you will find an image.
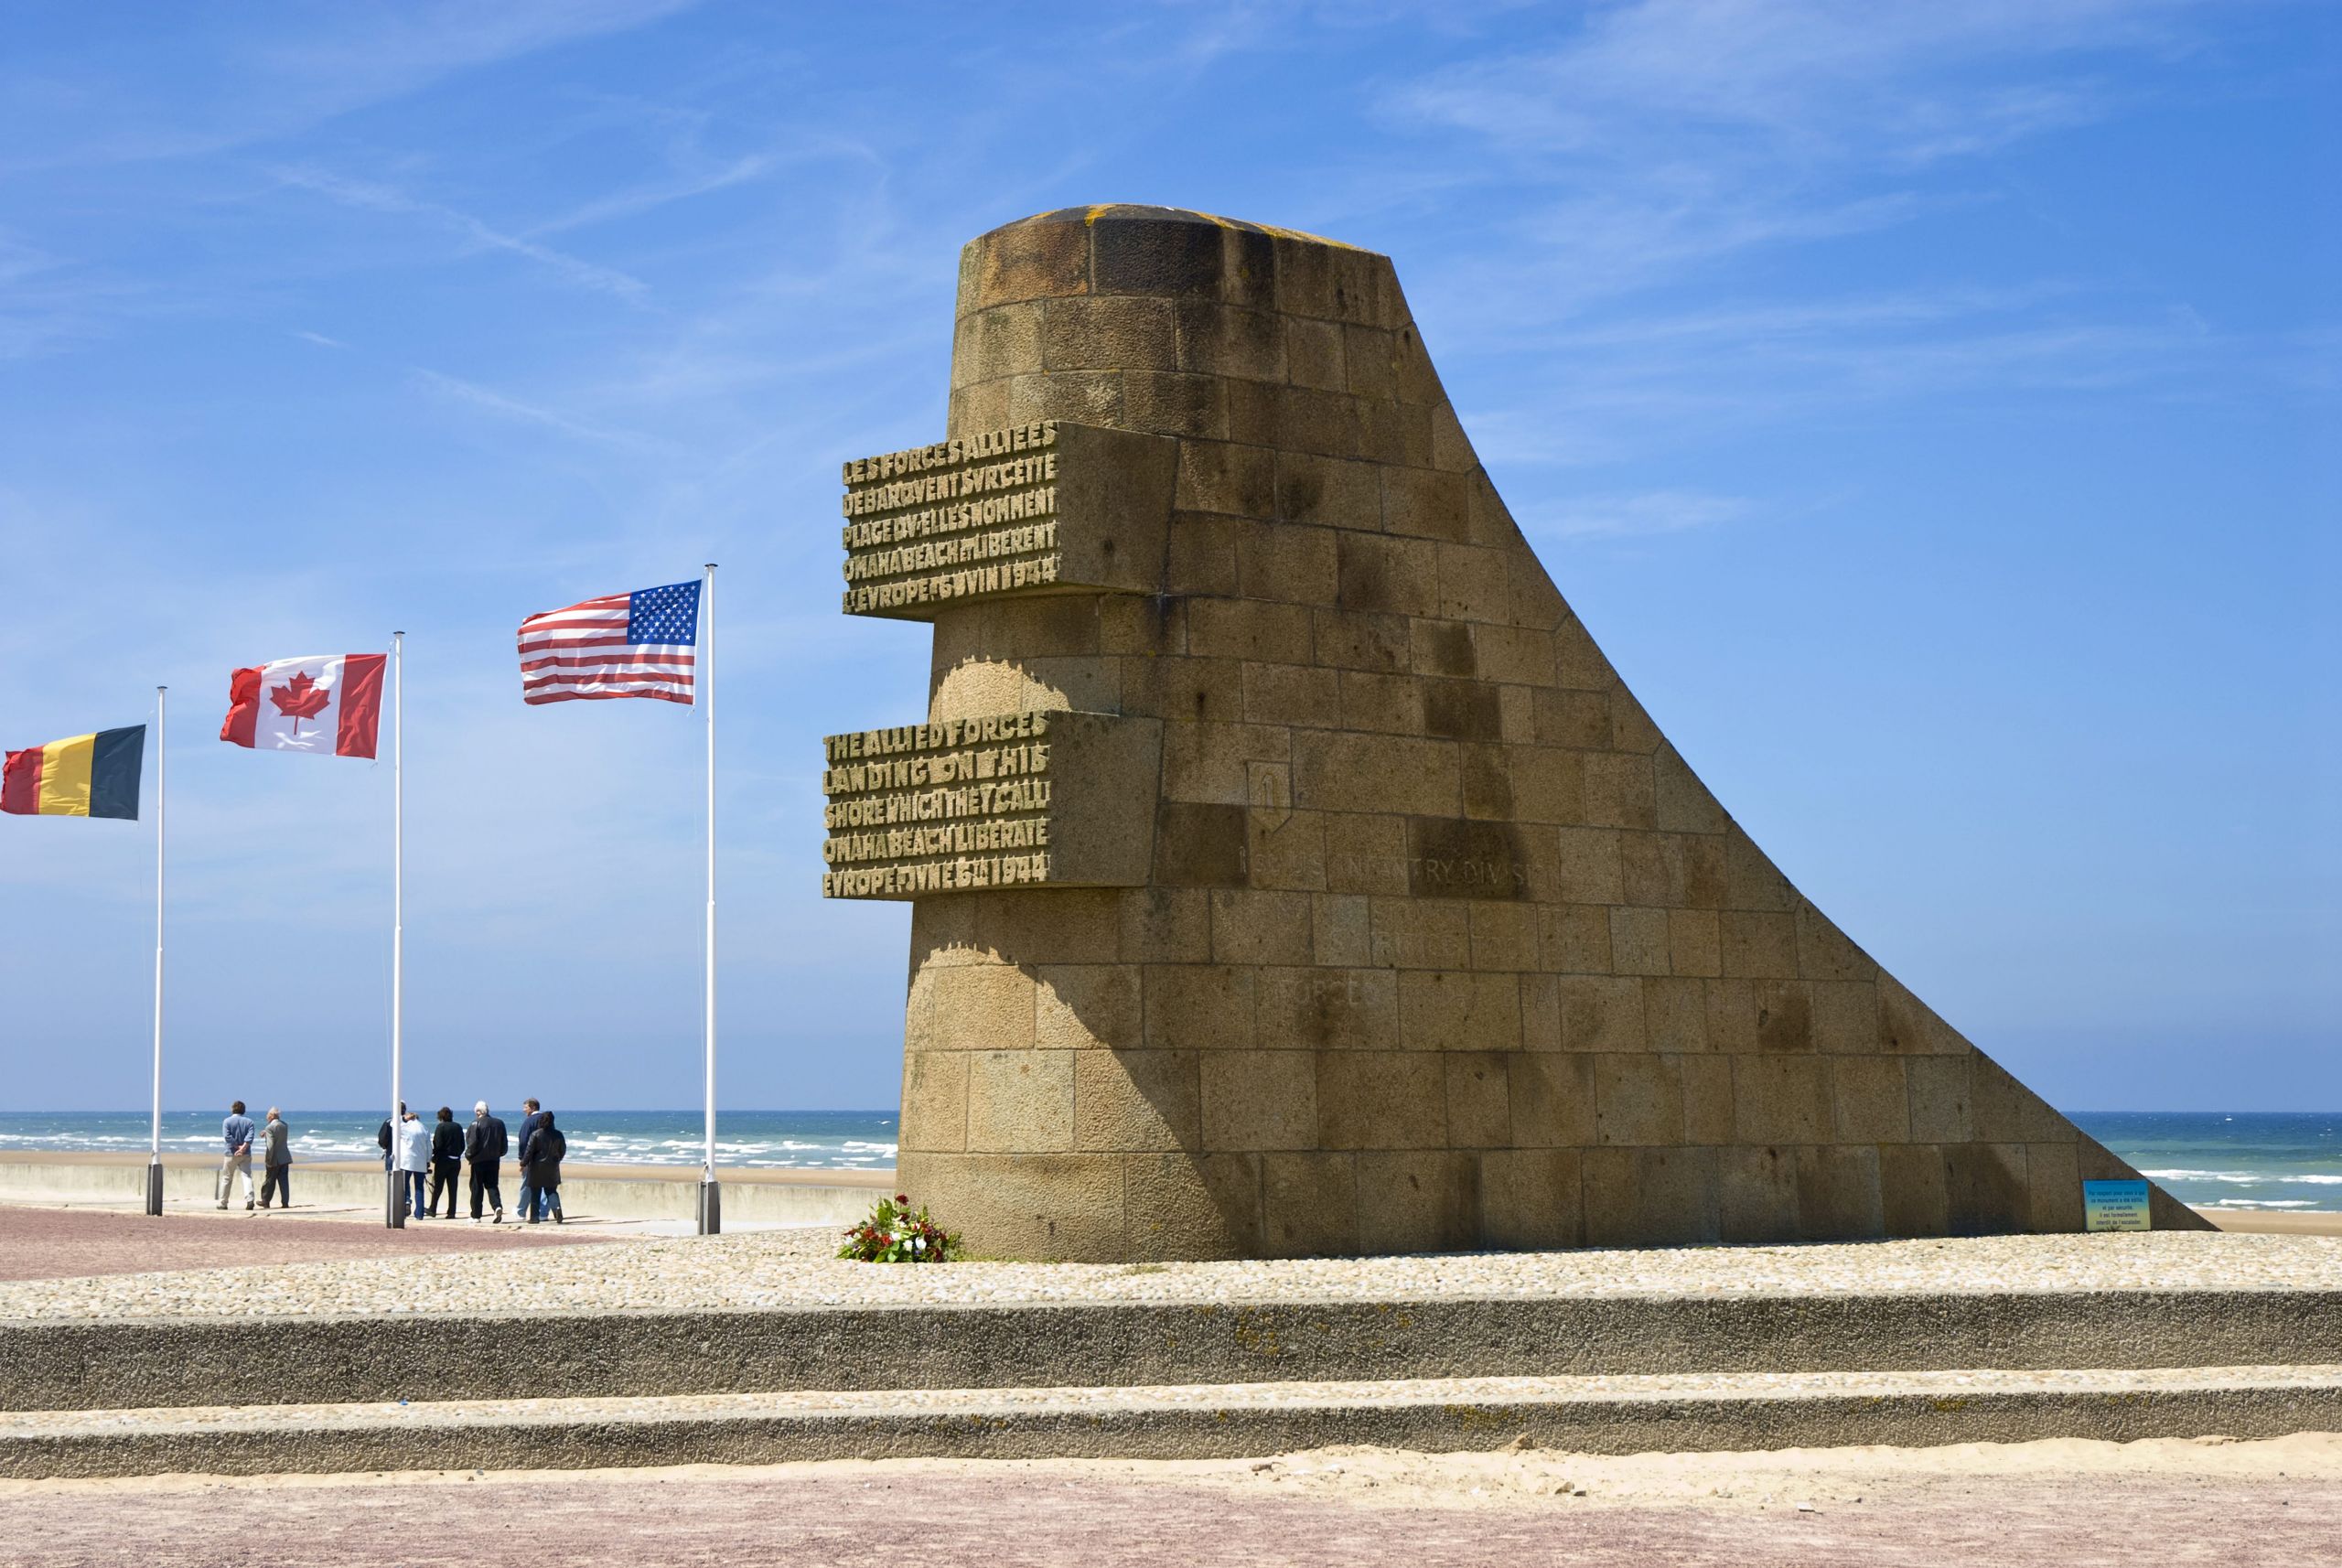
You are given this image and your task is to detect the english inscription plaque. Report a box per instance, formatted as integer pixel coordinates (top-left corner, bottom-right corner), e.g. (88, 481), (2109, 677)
(821, 709), (1161, 899)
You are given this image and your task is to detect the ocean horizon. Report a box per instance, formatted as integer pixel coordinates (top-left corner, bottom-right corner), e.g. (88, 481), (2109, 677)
(0, 1109), (2335, 1214)
(0, 1109), (899, 1176)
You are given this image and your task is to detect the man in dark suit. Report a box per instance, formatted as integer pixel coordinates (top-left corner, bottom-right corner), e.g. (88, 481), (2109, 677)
(513, 1097), (547, 1223)
(425, 1106), (465, 1219)
(465, 1101), (509, 1224)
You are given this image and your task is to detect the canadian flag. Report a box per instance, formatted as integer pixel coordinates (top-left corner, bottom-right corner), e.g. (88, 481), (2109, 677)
(220, 654), (386, 758)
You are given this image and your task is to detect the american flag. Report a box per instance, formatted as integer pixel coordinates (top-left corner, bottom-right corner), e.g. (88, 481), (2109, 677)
(518, 580), (701, 706)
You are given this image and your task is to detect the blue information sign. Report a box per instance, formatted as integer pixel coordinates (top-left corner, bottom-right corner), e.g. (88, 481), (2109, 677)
(2083, 1178), (2151, 1231)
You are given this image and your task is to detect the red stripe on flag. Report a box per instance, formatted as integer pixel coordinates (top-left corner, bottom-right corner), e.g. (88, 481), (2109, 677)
(516, 615), (630, 634)
(516, 633), (644, 650)
(518, 600), (628, 627)
(0, 746), (43, 814)
(522, 689), (693, 706)
(519, 652), (695, 671)
(336, 654), (387, 758)
(220, 668), (262, 749)
(517, 637), (671, 657)
(521, 667), (693, 686)
(521, 682), (693, 700)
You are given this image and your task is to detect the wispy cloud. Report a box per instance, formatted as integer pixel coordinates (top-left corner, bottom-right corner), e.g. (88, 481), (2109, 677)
(274, 166), (650, 301)
(251, 0), (701, 99)
(409, 369), (669, 452)
(1456, 290), (2267, 473)
(0, 233), (144, 361)
(1365, 0), (2279, 467)
(1486, 185), (1933, 319)
(1387, 0), (2222, 316)
(294, 329), (347, 350)
(1398, 0), (2185, 164)
(1, 0), (701, 172)
(524, 153), (780, 237)
(1527, 489), (1753, 541)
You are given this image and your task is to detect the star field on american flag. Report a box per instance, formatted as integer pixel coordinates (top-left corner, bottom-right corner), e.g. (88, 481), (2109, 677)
(626, 582), (700, 646)
(516, 578), (701, 706)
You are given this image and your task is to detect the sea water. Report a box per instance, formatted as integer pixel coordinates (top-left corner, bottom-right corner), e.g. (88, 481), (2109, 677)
(2068, 1112), (2342, 1213)
(0, 1110), (2333, 1210)
(0, 1109), (898, 1172)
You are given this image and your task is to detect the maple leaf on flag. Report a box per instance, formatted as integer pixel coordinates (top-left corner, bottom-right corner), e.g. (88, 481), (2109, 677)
(269, 670), (331, 735)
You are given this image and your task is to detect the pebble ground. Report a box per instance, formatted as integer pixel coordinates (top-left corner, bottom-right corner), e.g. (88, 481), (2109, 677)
(1, 1223), (2336, 1323)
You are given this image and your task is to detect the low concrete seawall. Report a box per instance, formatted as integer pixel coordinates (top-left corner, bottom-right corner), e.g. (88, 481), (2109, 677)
(5, 1288), (2338, 1413)
(0, 1155), (889, 1228)
(9, 1372), (2341, 1479)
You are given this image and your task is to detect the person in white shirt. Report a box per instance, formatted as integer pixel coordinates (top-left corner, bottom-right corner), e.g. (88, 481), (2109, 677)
(393, 1109), (432, 1219)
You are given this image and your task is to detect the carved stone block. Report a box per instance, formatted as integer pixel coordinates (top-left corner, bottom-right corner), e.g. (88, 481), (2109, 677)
(821, 710), (1161, 899)
(840, 421), (1177, 619)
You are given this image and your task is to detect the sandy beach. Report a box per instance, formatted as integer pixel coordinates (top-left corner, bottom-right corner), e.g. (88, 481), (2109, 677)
(1, 1147), (2329, 1233)
(2190, 1208), (2342, 1237)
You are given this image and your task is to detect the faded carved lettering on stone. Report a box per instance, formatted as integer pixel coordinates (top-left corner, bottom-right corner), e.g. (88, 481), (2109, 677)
(1330, 852), (1531, 896)
(1403, 816), (1531, 899)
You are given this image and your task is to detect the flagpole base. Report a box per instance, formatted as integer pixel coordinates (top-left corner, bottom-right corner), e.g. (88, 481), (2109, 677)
(384, 1171), (406, 1230)
(697, 1180), (721, 1236)
(144, 1161), (164, 1217)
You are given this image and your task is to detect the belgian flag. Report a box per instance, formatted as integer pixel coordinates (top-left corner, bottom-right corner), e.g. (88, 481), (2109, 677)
(1, 726), (146, 820)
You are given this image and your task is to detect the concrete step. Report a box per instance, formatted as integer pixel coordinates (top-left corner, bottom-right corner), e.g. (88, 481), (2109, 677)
(5, 1364), (2338, 1479)
(8, 1286), (2339, 1413)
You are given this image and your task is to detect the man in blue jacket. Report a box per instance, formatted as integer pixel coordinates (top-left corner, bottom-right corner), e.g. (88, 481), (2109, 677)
(215, 1101), (255, 1211)
(465, 1101), (509, 1224)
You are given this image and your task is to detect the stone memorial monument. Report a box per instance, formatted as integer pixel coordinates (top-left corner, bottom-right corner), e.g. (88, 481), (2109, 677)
(822, 205), (2202, 1260)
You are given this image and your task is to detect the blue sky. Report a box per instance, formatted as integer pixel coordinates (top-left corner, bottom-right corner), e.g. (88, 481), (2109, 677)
(1, 0), (2333, 1115)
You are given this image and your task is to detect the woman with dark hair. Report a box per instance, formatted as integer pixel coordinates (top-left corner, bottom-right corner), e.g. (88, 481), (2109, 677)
(522, 1111), (566, 1224)
(426, 1106), (465, 1219)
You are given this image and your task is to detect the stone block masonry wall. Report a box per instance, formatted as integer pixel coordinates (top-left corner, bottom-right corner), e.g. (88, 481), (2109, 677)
(874, 205), (2204, 1261)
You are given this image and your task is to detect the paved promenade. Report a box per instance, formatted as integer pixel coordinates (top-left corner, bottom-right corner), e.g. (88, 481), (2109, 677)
(0, 1205), (600, 1283)
(2, 1438), (2334, 1566)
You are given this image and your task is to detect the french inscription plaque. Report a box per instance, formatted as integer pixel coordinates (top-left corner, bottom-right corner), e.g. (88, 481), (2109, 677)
(839, 421), (1177, 619)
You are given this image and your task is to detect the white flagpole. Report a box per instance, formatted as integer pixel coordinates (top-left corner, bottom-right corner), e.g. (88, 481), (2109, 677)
(387, 633), (406, 1229)
(698, 564), (721, 1235)
(145, 686), (166, 1218)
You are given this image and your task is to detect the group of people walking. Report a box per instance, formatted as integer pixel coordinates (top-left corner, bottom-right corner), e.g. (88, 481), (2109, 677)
(378, 1100), (567, 1224)
(213, 1099), (568, 1223)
